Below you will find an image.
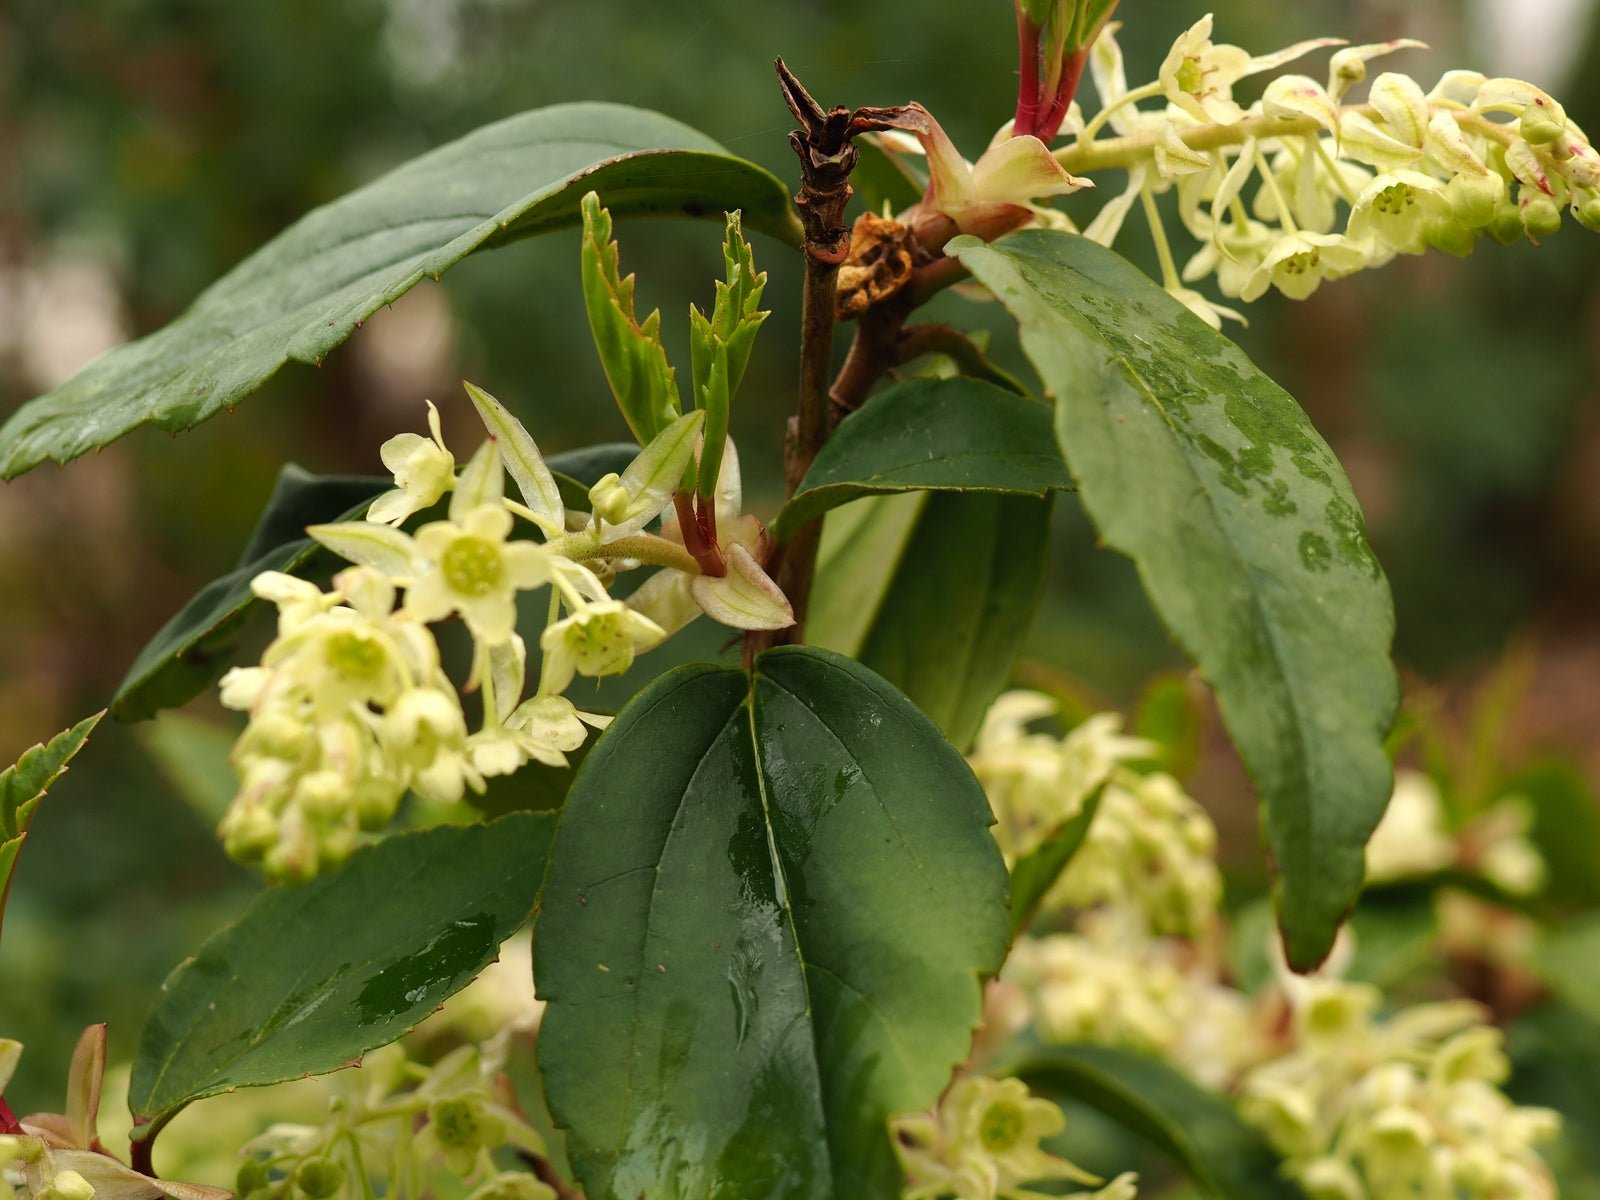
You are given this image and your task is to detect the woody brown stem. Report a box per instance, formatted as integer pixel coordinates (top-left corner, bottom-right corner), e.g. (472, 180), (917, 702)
(746, 61), (887, 660)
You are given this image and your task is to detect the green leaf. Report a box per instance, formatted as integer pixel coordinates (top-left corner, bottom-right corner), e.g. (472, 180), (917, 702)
(112, 446), (639, 723)
(691, 210), (770, 500)
(951, 230), (1398, 971)
(1009, 784), (1103, 935)
(772, 377), (1072, 541)
(1003, 1043), (1304, 1200)
(0, 104), (799, 478)
(581, 191), (683, 444)
(535, 648), (1010, 1200)
(0, 713), (103, 943)
(129, 814), (555, 1137)
(809, 491), (1052, 751)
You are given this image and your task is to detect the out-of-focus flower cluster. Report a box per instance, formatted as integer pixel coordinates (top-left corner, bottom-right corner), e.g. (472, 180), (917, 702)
(1071, 16), (1600, 326)
(969, 693), (1219, 934)
(894, 1075), (1138, 1200)
(1242, 981), (1559, 1200)
(1365, 769), (1545, 896)
(968, 690), (1560, 1200)
(234, 1040), (551, 1200)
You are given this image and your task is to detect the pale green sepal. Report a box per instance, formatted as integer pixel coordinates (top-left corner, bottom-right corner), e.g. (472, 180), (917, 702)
(449, 438), (504, 523)
(579, 192), (682, 444)
(690, 544), (794, 631)
(64, 1024), (106, 1150)
(463, 382), (563, 530)
(0, 1039), (21, 1090)
(305, 522), (415, 579)
(485, 637), (527, 727)
(603, 409), (705, 540)
(49, 1149), (232, 1200)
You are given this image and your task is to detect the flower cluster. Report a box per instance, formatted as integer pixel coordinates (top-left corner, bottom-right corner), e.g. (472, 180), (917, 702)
(235, 1040), (550, 1200)
(894, 1075), (1137, 1200)
(966, 689), (1560, 1197)
(968, 692), (1219, 934)
(1241, 980), (1560, 1200)
(1002, 911), (1262, 1090)
(1365, 769), (1546, 895)
(218, 379), (790, 882)
(1069, 16), (1600, 326)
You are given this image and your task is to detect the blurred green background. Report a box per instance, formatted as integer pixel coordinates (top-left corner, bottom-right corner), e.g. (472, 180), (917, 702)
(3, 0), (1599, 1135)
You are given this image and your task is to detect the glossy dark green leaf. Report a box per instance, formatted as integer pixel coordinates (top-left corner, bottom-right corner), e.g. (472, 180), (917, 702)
(0, 104), (800, 478)
(772, 377), (1071, 540)
(0, 712), (103, 942)
(1009, 784), (1103, 935)
(130, 814), (554, 1138)
(951, 230), (1398, 970)
(1004, 1043), (1304, 1200)
(535, 648), (1010, 1200)
(112, 446), (641, 723)
(808, 491), (1052, 752)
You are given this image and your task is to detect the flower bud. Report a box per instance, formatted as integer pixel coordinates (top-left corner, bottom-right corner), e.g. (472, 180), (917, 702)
(236, 1159), (274, 1196)
(221, 804), (280, 862)
(1519, 97), (1567, 146)
(1522, 194), (1562, 239)
(1425, 218), (1475, 258)
(1445, 171), (1503, 229)
(1489, 203), (1526, 245)
(40, 1173), (97, 1200)
(294, 1157), (347, 1200)
(1576, 195), (1600, 233)
(587, 473), (632, 527)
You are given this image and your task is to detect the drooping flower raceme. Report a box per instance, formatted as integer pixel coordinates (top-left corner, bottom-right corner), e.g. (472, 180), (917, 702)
(1014, 19), (1600, 327)
(216, 378), (799, 881)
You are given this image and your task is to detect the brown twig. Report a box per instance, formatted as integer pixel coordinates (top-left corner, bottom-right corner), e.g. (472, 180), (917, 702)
(746, 62), (910, 662)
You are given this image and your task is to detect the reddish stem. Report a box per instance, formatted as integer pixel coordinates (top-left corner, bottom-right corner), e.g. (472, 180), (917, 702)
(1014, 12), (1044, 137)
(673, 491), (725, 577)
(0, 1094), (21, 1134)
(1037, 45), (1090, 142)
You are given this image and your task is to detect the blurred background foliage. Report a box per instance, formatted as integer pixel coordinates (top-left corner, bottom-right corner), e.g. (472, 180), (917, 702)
(3, 0), (1600, 1171)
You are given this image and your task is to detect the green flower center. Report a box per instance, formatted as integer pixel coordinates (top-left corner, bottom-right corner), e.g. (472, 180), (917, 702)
(1281, 249), (1321, 276)
(325, 630), (387, 680)
(978, 1099), (1025, 1153)
(441, 535), (504, 596)
(429, 1098), (483, 1149)
(1374, 183), (1417, 217)
(1175, 57), (1206, 96)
